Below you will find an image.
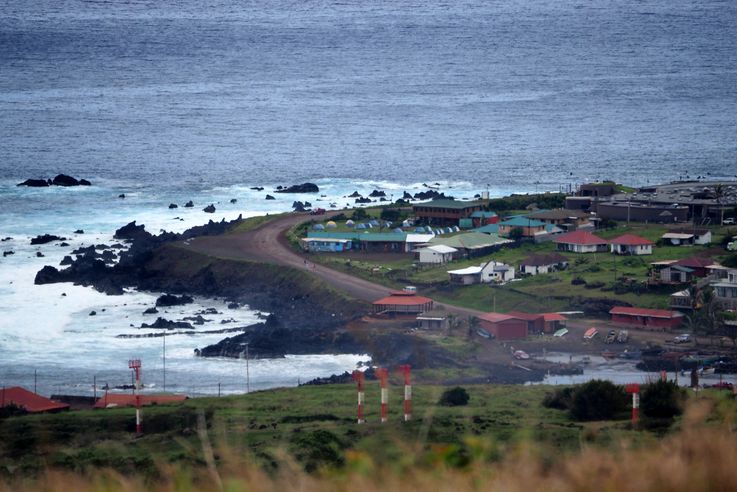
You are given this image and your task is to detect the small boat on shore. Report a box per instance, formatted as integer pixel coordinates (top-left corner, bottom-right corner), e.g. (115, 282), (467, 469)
(513, 350), (530, 360)
(583, 328), (598, 340)
(601, 350), (617, 360)
(554, 328), (568, 337)
(476, 328), (492, 339)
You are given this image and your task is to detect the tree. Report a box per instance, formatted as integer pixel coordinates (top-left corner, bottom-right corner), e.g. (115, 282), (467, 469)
(641, 380), (685, 420)
(439, 387), (470, 406)
(570, 380), (628, 421)
(508, 227), (524, 241)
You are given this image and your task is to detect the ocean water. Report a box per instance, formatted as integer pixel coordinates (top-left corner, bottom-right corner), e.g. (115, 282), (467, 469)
(1, 0), (736, 395)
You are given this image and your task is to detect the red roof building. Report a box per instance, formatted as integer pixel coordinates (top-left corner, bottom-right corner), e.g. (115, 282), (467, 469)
(477, 311), (567, 339)
(372, 291), (434, 315)
(609, 234), (655, 255)
(0, 386), (70, 413)
(609, 306), (684, 330)
(552, 231), (608, 253)
(94, 393), (188, 409)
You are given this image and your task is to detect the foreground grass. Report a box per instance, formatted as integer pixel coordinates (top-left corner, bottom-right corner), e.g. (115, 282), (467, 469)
(1, 386), (736, 491)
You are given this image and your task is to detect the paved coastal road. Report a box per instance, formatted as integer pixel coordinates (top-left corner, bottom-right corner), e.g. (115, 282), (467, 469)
(183, 213), (484, 318)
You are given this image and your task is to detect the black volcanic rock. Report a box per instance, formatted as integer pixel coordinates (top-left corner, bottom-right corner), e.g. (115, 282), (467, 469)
(51, 174), (81, 186)
(292, 201), (307, 212)
(143, 307), (159, 315)
(141, 317), (194, 329)
(275, 183), (319, 193)
(203, 204), (216, 213)
(3, 250), (14, 257)
(118, 194), (126, 199)
(184, 200), (194, 208)
(35, 265), (62, 284)
(79, 179), (91, 186)
(369, 189), (386, 197)
(348, 191), (362, 198)
(36, 252), (44, 257)
(168, 203), (178, 209)
(402, 191), (413, 200)
(60, 255), (73, 265)
(250, 186), (264, 191)
(17, 179), (49, 187)
(74, 229), (84, 234)
(155, 293), (194, 307)
(183, 315), (209, 325)
(114, 221), (152, 242)
(265, 194), (275, 200)
(30, 234), (66, 245)
(413, 190), (451, 200)
(355, 197), (371, 204)
(230, 198), (237, 204)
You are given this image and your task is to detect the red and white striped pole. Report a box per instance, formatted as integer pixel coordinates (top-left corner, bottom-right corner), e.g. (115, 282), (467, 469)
(399, 364), (412, 421)
(352, 370), (366, 424)
(128, 359), (143, 435)
(625, 383), (640, 424)
(376, 368), (389, 423)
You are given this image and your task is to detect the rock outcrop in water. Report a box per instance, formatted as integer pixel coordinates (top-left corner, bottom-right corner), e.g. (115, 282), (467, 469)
(30, 234), (67, 245)
(155, 293), (194, 307)
(141, 317), (194, 329)
(17, 174), (92, 187)
(275, 182), (319, 193)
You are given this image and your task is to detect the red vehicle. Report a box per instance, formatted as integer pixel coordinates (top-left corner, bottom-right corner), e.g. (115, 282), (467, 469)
(310, 208), (326, 215)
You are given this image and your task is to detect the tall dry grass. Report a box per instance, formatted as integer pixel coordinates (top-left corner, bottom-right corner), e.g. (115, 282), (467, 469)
(2, 401), (735, 492)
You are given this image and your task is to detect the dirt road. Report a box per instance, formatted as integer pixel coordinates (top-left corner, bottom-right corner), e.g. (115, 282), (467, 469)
(183, 213), (484, 318)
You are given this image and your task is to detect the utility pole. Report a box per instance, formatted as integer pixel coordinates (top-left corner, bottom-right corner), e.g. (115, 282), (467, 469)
(162, 331), (166, 392)
(246, 343), (250, 393)
(34, 369), (37, 394)
(128, 359), (143, 435)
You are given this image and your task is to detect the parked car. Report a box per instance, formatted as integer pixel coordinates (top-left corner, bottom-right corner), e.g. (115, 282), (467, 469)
(673, 334), (692, 344)
(723, 218), (735, 225)
(605, 330), (617, 344)
(617, 329), (629, 343)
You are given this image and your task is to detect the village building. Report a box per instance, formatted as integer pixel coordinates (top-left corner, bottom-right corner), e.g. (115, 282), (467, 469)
(412, 199), (486, 226)
(473, 223), (500, 235)
(525, 209), (592, 230)
(300, 237), (353, 253)
(416, 310), (450, 330)
(405, 233), (435, 252)
(417, 244), (458, 264)
(649, 256), (716, 284)
(661, 227), (712, 246)
(497, 217), (547, 238)
(372, 290), (434, 315)
(669, 289), (694, 311)
(609, 234), (654, 255)
(448, 261), (515, 285)
(713, 268), (737, 310)
(552, 230), (608, 253)
(519, 252), (569, 275)
(428, 232), (512, 258)
(0, 386), (70, 414)
(609, 306), (684, 330)
(477, 312), (567, 340)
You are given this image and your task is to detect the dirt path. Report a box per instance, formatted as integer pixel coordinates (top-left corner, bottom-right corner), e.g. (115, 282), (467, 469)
(182, 212), (484, 318)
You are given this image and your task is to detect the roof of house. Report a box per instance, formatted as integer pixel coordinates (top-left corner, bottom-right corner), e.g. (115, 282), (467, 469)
(470, 211), (498, 218)
(662, 233), (694, 240)
(477, 312), (517, 323)
(474, 224), (500, 234)
(520, 252), (569, 267)
(552, 230), (608, 245)
(674, 257), (716, 269)
(448, 266), (482, 275)
(499, 217), (547, 228)
(667, 227), (710, 235)
(430, 232), (511, 250)
(373, 293), (434, 306)
(0, 387), (70, 413)
(543, 313), (567, 322)
(609, 306), (684, 319)
(306, 231), (408, 242)
(416, 309), (449, 320)
(406, 233), (435, 243)
(94, 393), (188, 409)
(507, 311), (542, 321)
(421, 245), (458, 254)
(526, 209), (591, 221)
(413, 199), (485, 210)
(609, 234), (655, 246)
(301, 238), (352, 244)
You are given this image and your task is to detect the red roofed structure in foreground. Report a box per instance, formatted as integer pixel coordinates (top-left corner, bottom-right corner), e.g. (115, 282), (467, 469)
(477, 311), (567, 340)
(609, 234), (655, 255)
(0, 386), (70, 413)
(94, 393), (188, 409)
(609, 306), (683, 330)
(373, 290), (434, 315)
(552, 230), (608, 253)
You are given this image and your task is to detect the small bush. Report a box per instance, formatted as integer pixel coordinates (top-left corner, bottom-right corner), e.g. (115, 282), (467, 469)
(571, 276), (586, 285)
(640, 380), (686, 420)
(542, 387), (575, 410)
(585, 281), (605, 289)
(570, 380), (628, 421)
(439, 387), (470, 406)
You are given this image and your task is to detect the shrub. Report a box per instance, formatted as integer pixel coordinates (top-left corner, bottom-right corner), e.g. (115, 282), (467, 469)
(570, 380), (628, 421)
(640, 380), (686, 420)
(351, 209), (368, 221)
(585, 281), (605, 289)
(508, 227), (524, 241)
(542, 387), (575, 410)
(439, 387), (470, 406)
(571, 276), (586, 286)
(379, 208), (402, 222)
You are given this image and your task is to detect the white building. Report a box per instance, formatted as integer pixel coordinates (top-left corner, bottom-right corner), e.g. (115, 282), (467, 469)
(448, 261), (515, 285)
(417, 245), (457, 264)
